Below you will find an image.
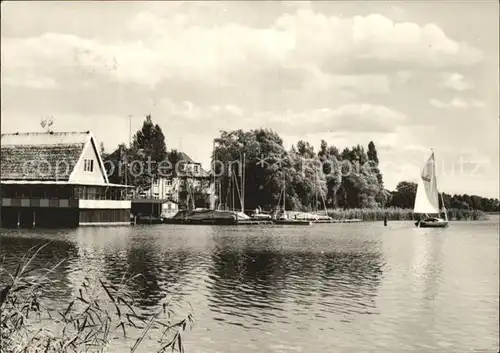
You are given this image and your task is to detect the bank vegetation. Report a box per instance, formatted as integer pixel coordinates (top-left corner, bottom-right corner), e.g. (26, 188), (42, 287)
(0, 244), (192, 353)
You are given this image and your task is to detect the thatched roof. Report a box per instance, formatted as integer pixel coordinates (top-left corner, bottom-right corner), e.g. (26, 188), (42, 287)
(0, 132), (90, 181)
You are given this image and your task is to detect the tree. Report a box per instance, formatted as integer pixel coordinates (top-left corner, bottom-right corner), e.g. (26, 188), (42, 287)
(100, 141), (108, 160)
(387, 181), (418, 208)
(367, 141), (379, 164)
(318, 140), (328, 159)
(131, 115), (167, 178)
(104, 144), (150, 188)
(132, 115), (167, 161)
(296, 140), (315, 159)
(317, 140), (341, 208)
(214, 128), (289, 210)
(367, 141), (383, 186)
(40, 116), (54, 133)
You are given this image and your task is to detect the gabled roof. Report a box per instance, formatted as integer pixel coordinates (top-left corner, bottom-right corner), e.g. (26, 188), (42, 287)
(177, 151), (196, 164)
(1, 131), (90, 146)
(0, 131), (107, 182)
(176, 151), (210, 177)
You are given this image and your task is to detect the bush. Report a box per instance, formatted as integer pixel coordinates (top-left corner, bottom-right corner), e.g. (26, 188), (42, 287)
(326, 207), (489, 221)
(326, 207), (413, 221)
(0, 244), (193, 353)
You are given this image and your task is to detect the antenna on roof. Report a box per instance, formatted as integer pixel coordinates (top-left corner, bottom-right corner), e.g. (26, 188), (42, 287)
(40, 116), (54, 133)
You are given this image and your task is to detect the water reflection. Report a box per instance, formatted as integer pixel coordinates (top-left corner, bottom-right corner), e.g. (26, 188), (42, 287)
(0, 232), (78, 301)
(421, 234), (444, 304)
(70, 228), (205, 310)
(207, 232), (384, 329)
(0, 222), (498, 353)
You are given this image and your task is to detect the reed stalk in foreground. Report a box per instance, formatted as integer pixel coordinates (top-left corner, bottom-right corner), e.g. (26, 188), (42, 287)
(0, 244), (193, 353)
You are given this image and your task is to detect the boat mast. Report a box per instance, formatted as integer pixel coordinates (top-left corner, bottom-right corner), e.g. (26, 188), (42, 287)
(241, 152), (245, 213)
(439, 192), (448, 221)
(231, 167), (235, 211)
(314, 173), (317, 213)
(212, 139), (215, 214)
(218, 174), (222, 210)
(232, 158), (243, 213)
(283, 175), (286, 216)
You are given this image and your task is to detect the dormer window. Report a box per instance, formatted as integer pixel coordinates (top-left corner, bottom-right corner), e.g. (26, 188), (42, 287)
(84, 159), (94, 172)
(194, 165), (199, 173)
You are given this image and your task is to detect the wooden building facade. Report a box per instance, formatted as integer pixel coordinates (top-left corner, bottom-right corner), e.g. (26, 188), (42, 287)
(0, 131), (131, 228)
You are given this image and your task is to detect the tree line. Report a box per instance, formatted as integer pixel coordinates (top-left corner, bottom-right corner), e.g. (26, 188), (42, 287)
(212, 128), (387, 211)
(102, 115), (499, 213)
(388, 181), (499, 213)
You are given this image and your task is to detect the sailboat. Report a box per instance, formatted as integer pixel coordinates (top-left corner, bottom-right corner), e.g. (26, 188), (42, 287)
(168, 143), (250, 225)
(273, 177), (312, 225)
(414, 150), (449, 228)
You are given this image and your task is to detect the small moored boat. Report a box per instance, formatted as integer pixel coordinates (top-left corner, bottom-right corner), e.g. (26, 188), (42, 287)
(272, 178), (312, 226)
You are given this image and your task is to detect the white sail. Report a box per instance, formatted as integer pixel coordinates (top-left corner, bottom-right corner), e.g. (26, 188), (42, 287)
(414, 151), (440, 214)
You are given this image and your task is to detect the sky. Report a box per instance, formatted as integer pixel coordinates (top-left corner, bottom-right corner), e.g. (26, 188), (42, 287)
(1, 1), (499, 197)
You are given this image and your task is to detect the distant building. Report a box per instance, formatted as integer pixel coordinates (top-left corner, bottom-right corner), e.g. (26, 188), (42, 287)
(131, 199), (179, 221)
(0, 131), (131, 227)
(161, 199), (179, 219)
(144, 152), (212, 205)
(105, 148), (213, 209)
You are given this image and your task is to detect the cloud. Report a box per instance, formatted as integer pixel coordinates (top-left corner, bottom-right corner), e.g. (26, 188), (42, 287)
(395, 70), (413, 85)
(149, 99), (407, 136)
(281, 1), (312, 10)
(438, 73), (472, 91)
(297, 65), (391, 94)
(1, 75), (58, 89)
(430, 97), (484, 109)
(254, 103), (406, 134)
(156, 99), (254, 133)
(273, 11), (483, 69)
(1, 9), (484, 90)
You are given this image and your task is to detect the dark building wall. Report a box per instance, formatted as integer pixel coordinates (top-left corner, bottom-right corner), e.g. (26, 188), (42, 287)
(0, 207), (79, 228)
(78, 209), (130, 224)
(1, 207), (130, 228)
(1, 184), (128, 200)
(131, 202), (163, 217)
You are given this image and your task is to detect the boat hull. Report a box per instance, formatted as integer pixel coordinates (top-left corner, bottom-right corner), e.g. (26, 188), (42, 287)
(273, 219), (312, 226)
(415, 220), (449, 228)
(166, 209), (251, 225)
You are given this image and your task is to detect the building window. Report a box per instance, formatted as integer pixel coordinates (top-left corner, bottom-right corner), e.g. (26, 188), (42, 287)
(194, 165), (199, 174)
(84, 159), (94, 172)
(165, 179), (172, 186)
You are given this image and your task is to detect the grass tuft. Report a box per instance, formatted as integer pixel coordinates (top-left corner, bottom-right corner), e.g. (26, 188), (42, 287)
(0, 243), (193, 353)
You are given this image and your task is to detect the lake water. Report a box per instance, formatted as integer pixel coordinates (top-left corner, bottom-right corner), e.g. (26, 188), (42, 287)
(1, 218), (499, 353)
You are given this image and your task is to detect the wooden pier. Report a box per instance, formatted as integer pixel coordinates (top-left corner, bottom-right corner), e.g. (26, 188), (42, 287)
(159, 218), (362, 226)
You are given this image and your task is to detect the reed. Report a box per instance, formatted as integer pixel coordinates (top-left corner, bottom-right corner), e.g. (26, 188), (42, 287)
(0, 243), (193, 353)
(326, 207), (488, 221)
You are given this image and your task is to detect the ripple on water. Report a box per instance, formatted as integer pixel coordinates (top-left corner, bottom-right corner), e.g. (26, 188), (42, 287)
(0, 221), (499, 353)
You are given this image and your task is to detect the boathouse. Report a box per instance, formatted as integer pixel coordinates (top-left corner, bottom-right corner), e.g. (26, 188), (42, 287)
(130, 198), (179, 221)
(0, 131), (131, 228)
